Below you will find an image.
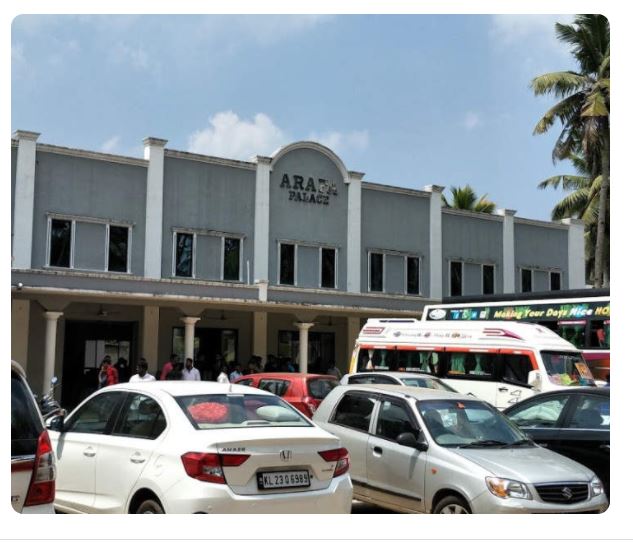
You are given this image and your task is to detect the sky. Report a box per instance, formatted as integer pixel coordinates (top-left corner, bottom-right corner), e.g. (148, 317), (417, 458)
(11, 14), (582, 220)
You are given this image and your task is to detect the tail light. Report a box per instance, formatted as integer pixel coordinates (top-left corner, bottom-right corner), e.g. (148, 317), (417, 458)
(181, 453), (250, 484)
(25, 431), (56, 506)
(318, 448), (350, 477)
(300, 397), (319, 417)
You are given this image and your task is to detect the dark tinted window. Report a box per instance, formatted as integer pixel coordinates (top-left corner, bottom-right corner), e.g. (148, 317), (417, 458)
(445, 352), (494, 379)
(108, 225), (129, 273)
(113, 394), (166, 439)
(332, 393), (376, 432)
(550, 271), (561, 291)
(349, 374), (396, 385)
(568, 395), (610, 429)
(175, 233), (194, 277)
(258, 379), (290, 397)
(499, 354), (532, 385)
(50, 219), (72, 267)
(483, 265), (494, 295)
(66, 392), (124, 434)
(450, 261), (462, 297)
(407, 257), (420, 295)
(321, 248), (336, 289)
(589, 320), (610, 348)
(369, 253), (383, 292)
(307, 378), (338, 399)
(376, 399), (418, 441)
(223, 238), (240, 281)
(521, 269), (532, 293)
(11, 372), (42, 456)
(280, 244), (295, 285)
(506, 395), (570, 428)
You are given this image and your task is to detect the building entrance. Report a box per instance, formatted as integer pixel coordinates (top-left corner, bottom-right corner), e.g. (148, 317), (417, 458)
(171, 327), (238, 380)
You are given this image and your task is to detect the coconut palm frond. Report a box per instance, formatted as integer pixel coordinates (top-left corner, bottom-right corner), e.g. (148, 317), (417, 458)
(531, 72), (587, 99)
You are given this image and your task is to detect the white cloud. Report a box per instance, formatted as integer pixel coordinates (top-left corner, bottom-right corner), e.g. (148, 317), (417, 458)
(101, 136), (120, 153)
(308, 130), (370, 152)
(463, 112), (482, 130)
(188, 111), (287, 159)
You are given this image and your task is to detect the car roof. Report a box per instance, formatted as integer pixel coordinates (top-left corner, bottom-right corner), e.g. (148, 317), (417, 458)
(341, 383), (476, 402)
(504, 386), (609, 411)
(102, 381), (274, 397)
(349, 371), (437, 380)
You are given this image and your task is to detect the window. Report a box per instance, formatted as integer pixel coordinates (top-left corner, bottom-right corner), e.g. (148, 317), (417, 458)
(550, 271), (561, 291)
(331, 393), (377, 432)
(321, 248), (336, 289)
(223, 237), (241, 281)
(521, 269), (533, 292)
(113, 394), (166, 439)
(445, 352), (494, 379)
(11, 371), (43, 456)
(375, 399), (419, 442)
(279, 243), (296, 285)
(506, 395), (570, 428)
(450, 261), (462, 297)
(307, 378), (339, 399)
(499, 354), (533, 385)
(257, 379), (291, 397)
(65, 392), (124, 434)
(369, 252), (384, 292)
(349, 374), (395, 385)
(568, 395), (610, 429)
(589, 320), (610, 349)
(108, 225), (129, 273)
(49, 218), (72, 267)
(482, 264), (495, 295)
(174, 232), (194, 277)
(406, 257), (420, 295)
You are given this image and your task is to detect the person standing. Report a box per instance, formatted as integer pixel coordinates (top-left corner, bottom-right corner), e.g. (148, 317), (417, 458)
(129, 358), (156, 382)
(182, 357), (201, 381)
(160, 354), (178, 381)
(229, 362), (243, 382)
(216, 365), (229, 383)
(97, 355), (118, 389)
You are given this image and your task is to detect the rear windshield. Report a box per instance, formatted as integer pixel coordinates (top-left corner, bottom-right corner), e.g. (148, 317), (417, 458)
(307, 378), (339, 399)
(176, 394), (312, 429)
(11, 371), (43, 456)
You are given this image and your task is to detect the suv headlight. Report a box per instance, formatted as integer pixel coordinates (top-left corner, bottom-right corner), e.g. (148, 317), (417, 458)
(590, 477), (604, 497)
(486, 477), (533, 500)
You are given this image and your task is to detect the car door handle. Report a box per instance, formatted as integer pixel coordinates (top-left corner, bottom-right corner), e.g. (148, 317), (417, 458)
(83, 447), (96, 458)
(373, 446), (383, 456)
(130, 453), (146, 464)
(498, 387), (508, 392)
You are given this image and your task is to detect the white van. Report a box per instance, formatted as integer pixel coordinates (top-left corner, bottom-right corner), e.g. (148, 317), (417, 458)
(349, 319), (596, 409)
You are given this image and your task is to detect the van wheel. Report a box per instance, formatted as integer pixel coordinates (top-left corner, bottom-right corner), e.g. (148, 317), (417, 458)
(135, 499), (164, 514)
(433, 495), (470, 514)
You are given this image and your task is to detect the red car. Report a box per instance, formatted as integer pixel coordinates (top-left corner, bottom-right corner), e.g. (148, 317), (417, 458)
(233, 373), (339, 418)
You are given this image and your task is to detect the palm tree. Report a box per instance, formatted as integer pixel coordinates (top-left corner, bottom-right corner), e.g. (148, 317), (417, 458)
(538, 153), (609, 283)
(531, 14), (609, 287)
(442, 185), (497, 214)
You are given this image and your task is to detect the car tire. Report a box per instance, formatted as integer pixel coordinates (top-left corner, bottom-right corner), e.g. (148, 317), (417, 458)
(135, 498), (164, 514)
(433, 495), (471, 514)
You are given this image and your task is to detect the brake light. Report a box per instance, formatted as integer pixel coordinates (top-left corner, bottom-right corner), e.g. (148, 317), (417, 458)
(318, 448), (350, 477)
(301, 397), (319, 417)
(24, 431), (56, 507)
(181, 452), (250, 484)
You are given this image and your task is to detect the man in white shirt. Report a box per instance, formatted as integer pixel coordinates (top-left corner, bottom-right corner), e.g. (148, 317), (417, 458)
(182, 357), (201, 381)
(129, 358), (156, 382)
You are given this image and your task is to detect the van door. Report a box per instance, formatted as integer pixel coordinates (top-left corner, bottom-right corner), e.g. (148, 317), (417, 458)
(495, 350), (538, 409)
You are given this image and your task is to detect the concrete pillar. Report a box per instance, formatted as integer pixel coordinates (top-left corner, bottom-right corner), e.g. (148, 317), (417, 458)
(12, 130), (40, 269)
(562, 218), (586, 289)
(424, 185), (445, 300)
(346, 317), (361, 374)
(498, 209), (517, 293)
(252, 311), (268, 360)
(143, 137), (168, 279)
(346, 171), (364, 293)
(294, 322), (314, 374)
(142, 306), (160, 373)
(181, 316), (200, 363)
(11, 299), (31, 370)
(42, 311), (63, 395)
(254, 156), (272, 283)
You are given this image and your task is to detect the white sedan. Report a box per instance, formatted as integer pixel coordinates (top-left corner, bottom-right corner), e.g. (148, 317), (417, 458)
(47, 381), (353, 514)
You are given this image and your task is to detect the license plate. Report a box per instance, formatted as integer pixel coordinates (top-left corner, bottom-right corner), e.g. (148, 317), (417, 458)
(257, 470), (311, 490)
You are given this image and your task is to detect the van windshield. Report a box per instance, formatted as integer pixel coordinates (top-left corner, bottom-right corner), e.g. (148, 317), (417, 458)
(540, 351), (596, 387)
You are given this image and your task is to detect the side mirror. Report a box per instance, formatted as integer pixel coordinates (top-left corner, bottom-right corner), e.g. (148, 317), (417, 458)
(528, 370), (542, 390)
(46, 415), (65, 432)
(396, 432), (429, 452)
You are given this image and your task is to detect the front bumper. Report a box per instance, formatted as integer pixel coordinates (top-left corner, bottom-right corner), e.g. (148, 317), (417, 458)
(470, 490), (609, 514)
(161, 474), (353, 514)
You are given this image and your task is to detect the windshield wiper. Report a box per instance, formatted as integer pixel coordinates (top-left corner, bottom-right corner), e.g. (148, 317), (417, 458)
(457, 439), (506, 448)
(500, 439), (534, 448)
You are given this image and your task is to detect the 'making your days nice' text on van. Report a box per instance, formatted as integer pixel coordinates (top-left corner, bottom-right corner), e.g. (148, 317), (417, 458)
(349, 319), (596, 409)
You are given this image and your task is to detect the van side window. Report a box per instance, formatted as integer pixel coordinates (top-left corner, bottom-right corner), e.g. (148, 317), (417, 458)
(499, 354), (533, 385)
(396, 350), (438, 374)
(446, 353), (494, 378)
(357, 348), (397, 372)
(331, 393), (377, 432)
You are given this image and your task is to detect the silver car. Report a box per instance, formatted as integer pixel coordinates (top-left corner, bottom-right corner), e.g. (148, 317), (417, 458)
(313, 385), (608, 513)
(340, 371), (458, 393)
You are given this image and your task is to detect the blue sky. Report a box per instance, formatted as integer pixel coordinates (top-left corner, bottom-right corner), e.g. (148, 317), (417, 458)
(11, 14), (580, 220)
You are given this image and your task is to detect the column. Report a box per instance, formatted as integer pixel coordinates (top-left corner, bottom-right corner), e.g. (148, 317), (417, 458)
(498, 209), (516, 293)
(142, 306), (160, 373)
(42, 311), (63, 395)
(143, 137), (168, 279)
(294, 322), (314, 374)
(254, 156), (272, 283)
(562, 218), (586, 289)
(11, 299), (30, 370)
(12, 130), (40, 269)
(181, 316), (200, 362)
(346, 171), (364, 293)
(346, 317), (361, 372)
(252, 311), (268, 360)
(424, 185), (445, 300)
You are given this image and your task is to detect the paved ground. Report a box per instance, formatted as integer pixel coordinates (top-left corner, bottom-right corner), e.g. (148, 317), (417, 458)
(351, 499), (395, 514)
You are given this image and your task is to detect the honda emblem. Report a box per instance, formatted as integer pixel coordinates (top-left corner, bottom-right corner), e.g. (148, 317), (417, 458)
(280, 450), (292, 462)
